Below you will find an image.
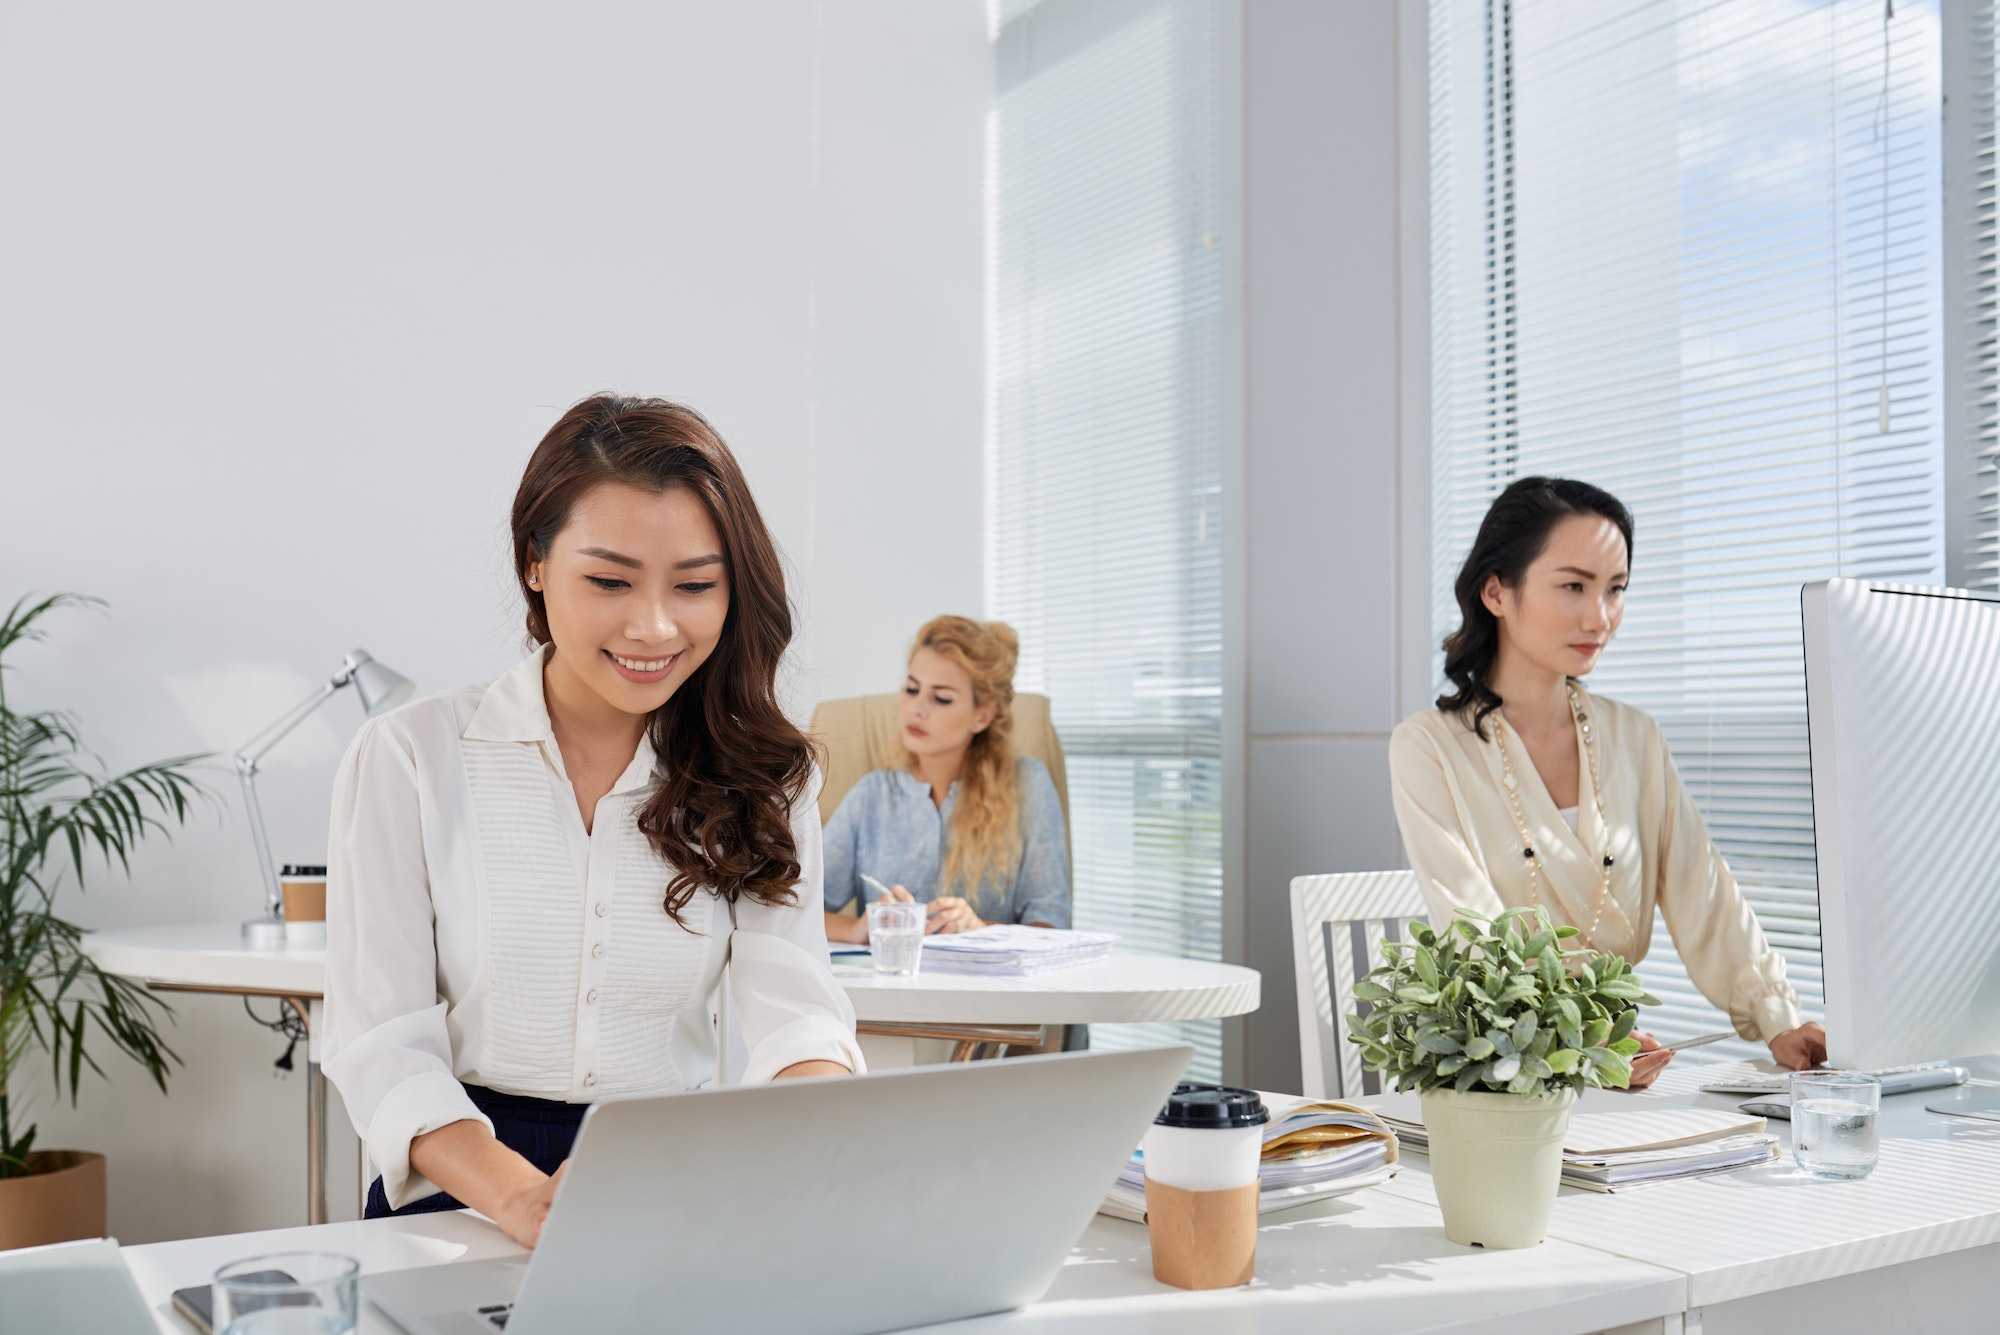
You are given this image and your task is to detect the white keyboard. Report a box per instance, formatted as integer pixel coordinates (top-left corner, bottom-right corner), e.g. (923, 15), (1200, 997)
(1699, 1061), (1966, 1097)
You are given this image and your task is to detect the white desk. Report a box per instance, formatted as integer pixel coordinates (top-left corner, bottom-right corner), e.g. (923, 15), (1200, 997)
(119, 1185), (1683, 1335)
(83, 926), (1258, 1221)
(836, 952), (1258, 1060)
(1368, 1054), (2000, 1334)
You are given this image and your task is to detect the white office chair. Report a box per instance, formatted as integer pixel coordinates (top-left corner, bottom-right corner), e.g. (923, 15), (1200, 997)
(1290, 870), (1430, 1100)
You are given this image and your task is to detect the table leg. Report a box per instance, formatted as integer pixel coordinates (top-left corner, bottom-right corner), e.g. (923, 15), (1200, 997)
(306, 1058), (328, 1225)
(284, 996), (328, 1226)
(144, 982), (334, 1226)
(856, 1021), (1046, 1062)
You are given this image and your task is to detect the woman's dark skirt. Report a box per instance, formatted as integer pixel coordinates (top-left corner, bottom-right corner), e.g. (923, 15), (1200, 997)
(363, 1083), (588, 1219)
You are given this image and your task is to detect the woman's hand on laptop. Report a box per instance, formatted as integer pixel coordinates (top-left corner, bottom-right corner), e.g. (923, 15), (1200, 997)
(411, 1121), (568, 1250)
(498, 1163), (567, 1250)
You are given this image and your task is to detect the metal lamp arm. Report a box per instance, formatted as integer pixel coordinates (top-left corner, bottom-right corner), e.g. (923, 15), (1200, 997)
(237, 679), (344, 771)
(235, 677), (347, 918)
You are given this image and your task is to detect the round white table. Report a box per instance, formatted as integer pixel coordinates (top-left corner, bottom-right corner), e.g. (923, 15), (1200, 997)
(83, 924), (1260, 1224)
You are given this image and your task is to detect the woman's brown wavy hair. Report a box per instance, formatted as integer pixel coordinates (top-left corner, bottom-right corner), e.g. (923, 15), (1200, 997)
(908, 615), (1021, 915)
(511, 394), (814, 925)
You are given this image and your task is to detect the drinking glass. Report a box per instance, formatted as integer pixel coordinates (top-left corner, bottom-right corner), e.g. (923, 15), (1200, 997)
(867, 900), (927, 976)
(1790, 1072), (1881, 1180)
(214, 1252), (359, 1334)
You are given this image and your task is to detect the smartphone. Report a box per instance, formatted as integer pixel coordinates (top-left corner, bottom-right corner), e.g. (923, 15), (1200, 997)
(170, 1270), (302, 1335)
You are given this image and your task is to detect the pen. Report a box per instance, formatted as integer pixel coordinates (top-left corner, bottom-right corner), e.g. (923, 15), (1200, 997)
(1664, 1030), (1736, 1053)
(860, 873), (898, 903)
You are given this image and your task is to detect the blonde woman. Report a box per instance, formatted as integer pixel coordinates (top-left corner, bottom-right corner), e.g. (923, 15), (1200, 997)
(822, 616), (1071, 940)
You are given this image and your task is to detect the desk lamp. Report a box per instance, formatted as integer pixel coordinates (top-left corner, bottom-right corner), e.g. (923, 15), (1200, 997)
(237, 649), (413, 947)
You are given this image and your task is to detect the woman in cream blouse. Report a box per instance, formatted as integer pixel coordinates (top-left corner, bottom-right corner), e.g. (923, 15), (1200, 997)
(323, 396), (863, 1249)
(1389, 476), (1827, 1081)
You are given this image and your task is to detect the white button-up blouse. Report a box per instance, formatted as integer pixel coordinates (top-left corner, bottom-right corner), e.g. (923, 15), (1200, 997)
(322, 650), (865, 1209)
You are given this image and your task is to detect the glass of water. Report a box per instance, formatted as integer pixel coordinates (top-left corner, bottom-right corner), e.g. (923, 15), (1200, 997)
(214, 1252), (359, 1334)
(1790, 1071), (1881, 1180)
(867, 899), (927, 976)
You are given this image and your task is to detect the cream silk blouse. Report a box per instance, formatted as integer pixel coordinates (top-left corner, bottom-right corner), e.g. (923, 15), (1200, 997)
(1388, 687), (1801, 1043)
(322, 650), (865, 1209)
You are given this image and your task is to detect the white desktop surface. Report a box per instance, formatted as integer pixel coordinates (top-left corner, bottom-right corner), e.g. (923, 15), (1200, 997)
(1368, 1054), (2000, 1312)
(86, 923), (325, 995)
(832, 953), (1260, 1025)
(119, 1188), (1682, 1335)
(85, 924), (1259, 1027)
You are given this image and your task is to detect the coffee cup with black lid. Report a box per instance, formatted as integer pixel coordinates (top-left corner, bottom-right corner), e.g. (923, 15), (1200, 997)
(1142, 1082), (1268, 1290)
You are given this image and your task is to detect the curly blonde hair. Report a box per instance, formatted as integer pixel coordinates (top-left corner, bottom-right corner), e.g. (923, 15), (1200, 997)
(909, 616), (1022, 913)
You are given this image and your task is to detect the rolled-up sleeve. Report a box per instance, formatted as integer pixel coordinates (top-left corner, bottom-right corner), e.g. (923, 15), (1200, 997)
(322, 719), (489, 1209)
(731, 768), (867, 1082)
(1013, 761), (1071, 928)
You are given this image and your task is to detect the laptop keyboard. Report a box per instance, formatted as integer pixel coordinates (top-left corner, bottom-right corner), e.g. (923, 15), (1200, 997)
(478, 1303), (513, 1329)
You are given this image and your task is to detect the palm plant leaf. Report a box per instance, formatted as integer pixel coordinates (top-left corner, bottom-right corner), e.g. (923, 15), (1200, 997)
(0, 592), (207, 1177)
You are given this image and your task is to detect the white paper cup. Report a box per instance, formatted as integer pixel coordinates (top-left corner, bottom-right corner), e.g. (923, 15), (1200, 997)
(1142, 1122), (1263, 1191)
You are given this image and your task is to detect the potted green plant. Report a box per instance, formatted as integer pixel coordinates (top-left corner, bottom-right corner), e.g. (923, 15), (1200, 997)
(0, 594), (205, 1249)
(1348, 905), (1660, 1249)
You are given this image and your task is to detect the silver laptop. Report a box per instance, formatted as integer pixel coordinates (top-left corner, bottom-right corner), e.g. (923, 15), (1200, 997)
(0, 1237), (158, 1335)
(363, 1045), (1191, 1335)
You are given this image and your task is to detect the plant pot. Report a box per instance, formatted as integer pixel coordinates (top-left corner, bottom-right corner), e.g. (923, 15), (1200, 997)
(1420, 1086), (1575, 1249)
(0, 1150), (107, 1251)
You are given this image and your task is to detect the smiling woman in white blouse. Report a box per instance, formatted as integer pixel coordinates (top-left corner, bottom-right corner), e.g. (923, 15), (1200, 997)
(1389, 477), (1828, 1088)
(323, 395), (863, 1249)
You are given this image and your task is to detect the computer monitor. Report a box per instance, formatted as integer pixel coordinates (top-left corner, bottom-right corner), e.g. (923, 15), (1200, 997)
(1803, 579), (2000, 1069)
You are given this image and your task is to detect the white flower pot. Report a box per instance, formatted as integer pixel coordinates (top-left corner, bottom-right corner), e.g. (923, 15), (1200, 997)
(1420, 1085), (1576, 1249)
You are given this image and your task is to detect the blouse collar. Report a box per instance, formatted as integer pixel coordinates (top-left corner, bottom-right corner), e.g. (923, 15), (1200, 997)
(462, 646), (658, 794)
(890, 767), (957, 810)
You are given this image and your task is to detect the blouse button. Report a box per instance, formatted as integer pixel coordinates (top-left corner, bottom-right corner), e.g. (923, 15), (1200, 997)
(594, 902), (609, 918)
(582, 1073), (597, 1088)
(586, 988), (599, 1005)
(591, 943), (606, 960)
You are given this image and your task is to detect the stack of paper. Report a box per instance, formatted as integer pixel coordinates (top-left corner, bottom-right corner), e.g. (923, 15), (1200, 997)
(1099, 1095), (1401, 1223)
(918, 925), (1117, 976)
(1372, 1095), (1777, 1193)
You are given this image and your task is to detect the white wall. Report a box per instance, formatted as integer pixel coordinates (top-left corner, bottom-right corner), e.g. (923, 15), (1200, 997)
(1230, 0), (1430, 1093)
(0, 0), (988, 1243)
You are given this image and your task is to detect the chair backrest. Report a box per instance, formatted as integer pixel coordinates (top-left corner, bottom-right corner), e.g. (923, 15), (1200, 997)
(808, 691), (1071, 845)
(1290, 870), (1430, 1100)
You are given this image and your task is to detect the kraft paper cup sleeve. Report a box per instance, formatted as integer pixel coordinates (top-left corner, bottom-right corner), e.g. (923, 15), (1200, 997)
(1143, 1179), (1258, 1290)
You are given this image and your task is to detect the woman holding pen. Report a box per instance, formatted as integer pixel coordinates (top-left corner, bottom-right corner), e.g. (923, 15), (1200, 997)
(821, 616), (1071, 942)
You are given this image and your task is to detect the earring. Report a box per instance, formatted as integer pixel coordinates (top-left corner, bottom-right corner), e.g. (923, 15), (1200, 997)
(528, 575), (539, 588)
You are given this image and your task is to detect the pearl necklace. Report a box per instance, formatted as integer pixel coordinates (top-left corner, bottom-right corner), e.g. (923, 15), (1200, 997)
(1492, 682), (1616, 948)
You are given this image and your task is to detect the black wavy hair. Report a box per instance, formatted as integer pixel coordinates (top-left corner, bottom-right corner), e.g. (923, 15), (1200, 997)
(1438, 476), (1634, 739)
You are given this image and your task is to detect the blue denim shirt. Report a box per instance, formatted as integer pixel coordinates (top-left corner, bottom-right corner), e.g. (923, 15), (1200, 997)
(822, 759), (1071, 928)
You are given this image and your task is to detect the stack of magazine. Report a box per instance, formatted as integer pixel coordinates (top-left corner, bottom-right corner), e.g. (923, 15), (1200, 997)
(1373, 1096), (1777, 1193)
(919, 925), (1117, 976)
(1100, 1095), (1400, 1222)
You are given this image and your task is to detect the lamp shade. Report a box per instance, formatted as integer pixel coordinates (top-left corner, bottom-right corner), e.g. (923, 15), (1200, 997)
(346, 650), (415, 716)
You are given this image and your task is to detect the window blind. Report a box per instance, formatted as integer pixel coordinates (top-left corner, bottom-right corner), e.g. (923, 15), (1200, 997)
(1973, 0), (2000, 589)
(1430, 0), (1947, 1053)
(989, 0), (1224, 1078)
